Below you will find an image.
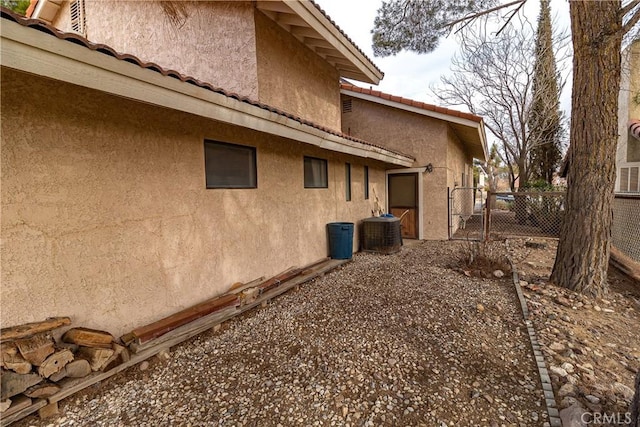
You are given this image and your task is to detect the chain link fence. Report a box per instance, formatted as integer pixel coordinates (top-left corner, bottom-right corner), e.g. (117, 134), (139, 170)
(449, 187), (484, 240)
(486, 191), (565, 239)
(612, 194), (640, 262)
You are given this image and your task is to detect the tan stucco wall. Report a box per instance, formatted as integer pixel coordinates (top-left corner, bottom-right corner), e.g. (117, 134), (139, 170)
(52, 1), (260, 99)
(1, 69), (385, 337)
(341, 96), (475, 239)
(254, 10), (341, 131)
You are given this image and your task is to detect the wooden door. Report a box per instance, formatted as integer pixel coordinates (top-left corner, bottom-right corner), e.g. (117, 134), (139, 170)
(388, 173), (419, 239)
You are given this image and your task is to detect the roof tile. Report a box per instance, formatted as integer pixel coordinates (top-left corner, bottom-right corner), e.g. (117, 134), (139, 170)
(341, 83), (482, 123)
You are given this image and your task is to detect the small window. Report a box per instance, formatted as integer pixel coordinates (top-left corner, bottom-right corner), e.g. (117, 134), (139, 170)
(631, 167), (639, 192)
(620, 167), (629, 192)
(204, 140), (256, 189)
(364, 166), (369, 200)
(345, 163), (351, 201)
(304, 156), (328, 188)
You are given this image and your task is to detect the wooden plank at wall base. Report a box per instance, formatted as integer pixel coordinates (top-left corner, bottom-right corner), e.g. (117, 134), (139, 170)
(131, 294), (240, 344)
(128, 307), (239, 354)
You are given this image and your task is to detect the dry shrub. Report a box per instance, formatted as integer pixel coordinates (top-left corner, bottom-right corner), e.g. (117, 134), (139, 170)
(453, 240), (511, 279)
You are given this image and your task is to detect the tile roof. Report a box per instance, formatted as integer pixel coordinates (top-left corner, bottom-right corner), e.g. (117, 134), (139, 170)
(0, 8), (413, 161)
(340, 83), (483, 124)
(308, 0), (383, 78)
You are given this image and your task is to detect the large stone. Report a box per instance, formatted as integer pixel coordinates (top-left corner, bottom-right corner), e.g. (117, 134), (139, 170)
(612, 382), (635, 400)
(0, 369), (42, 400)
(65, 359), (92, 378)
(549, 342), (565, 352)
(558, 383), (578, 398)
(559, 404), (588, 427)
(550, 365), (568, 377)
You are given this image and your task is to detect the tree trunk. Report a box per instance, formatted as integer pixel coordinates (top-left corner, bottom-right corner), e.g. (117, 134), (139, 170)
(549, 1), (622, 297)
(630, 371), (640, 427)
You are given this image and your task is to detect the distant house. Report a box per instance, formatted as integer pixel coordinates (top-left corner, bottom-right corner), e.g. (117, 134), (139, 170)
(617, 39), (640, 193)
(1, 1), (486, 337)
(612, 39), (640, 266)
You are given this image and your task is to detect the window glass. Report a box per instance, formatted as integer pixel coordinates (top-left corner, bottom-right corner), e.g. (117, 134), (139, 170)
(345, 163), (351, 201)
(304, 157), (328, 188)
(364, 166), (369, 200)
(204, 140), (257, 189)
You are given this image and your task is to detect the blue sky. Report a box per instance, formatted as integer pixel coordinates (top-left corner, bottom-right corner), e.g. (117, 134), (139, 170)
(315, 0), (573, 114)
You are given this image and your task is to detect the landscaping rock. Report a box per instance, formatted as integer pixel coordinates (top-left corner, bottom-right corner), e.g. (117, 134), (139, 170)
(559, 404), (588, 427)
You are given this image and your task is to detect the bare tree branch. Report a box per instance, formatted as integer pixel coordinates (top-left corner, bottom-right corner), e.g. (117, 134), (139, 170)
(621, 0), (640, 19)
(445, 0), (525, 29)
(622, 6), (640, 34)
(495, 0), (527, 36)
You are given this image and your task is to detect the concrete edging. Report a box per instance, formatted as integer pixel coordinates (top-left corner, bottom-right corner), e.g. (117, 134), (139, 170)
(506, 240), (562, 427)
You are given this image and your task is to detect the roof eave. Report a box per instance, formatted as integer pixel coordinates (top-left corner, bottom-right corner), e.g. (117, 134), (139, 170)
(0, 17), (411, 167)
(257, 1), (383, 84)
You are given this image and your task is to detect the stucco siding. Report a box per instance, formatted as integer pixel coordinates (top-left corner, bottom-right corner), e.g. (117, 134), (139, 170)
(52, 1), (260, 99)
(447, 128), (473, 189)
(1, 69), (384, 337)
(341, 96), (465, 239)
(255, 10), (341, 131)
(341, 97), (446, 167)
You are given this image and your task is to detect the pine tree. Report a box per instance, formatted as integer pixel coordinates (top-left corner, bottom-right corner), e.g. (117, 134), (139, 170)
(528, 0), (564, 186)
(0, 0), (30, 15)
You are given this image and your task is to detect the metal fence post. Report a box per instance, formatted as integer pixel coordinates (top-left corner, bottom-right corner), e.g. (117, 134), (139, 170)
(484, 191), (492, 242)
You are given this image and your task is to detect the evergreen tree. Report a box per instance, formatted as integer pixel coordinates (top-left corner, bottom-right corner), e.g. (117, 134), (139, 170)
(1, 0), (30, 15)
(528, 0), (564, 186)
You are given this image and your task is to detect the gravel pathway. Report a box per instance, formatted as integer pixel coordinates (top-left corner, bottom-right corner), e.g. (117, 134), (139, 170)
(18, 241), (545, 427)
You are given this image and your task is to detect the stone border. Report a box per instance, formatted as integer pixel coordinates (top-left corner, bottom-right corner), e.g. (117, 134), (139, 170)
(507, 253), (562, 427)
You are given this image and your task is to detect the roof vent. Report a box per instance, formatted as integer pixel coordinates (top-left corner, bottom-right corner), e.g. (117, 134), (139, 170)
(70, 0), (86, 36)
(342, 98), (352, 113)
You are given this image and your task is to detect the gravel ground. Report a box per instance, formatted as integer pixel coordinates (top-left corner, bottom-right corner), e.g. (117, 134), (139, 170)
(509, 238), (640, 426)
(18, 241), (545, 427)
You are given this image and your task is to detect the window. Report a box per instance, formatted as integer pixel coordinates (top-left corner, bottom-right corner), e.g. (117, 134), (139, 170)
(631, 167), (640, 192)
(204, 140), (256, 189)
(364, 166), (369, 200)
(620, 167), (629, 192)
(304, 157), (328, 188)
(345, 163), (351, 201)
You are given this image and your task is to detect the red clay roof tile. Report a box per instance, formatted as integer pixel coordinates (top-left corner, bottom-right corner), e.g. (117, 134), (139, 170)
(341, 83), (482, 123)
(0, 8), (414, 161)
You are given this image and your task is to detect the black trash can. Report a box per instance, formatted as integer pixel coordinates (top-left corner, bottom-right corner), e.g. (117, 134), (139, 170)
(327, 222), (354, 259)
